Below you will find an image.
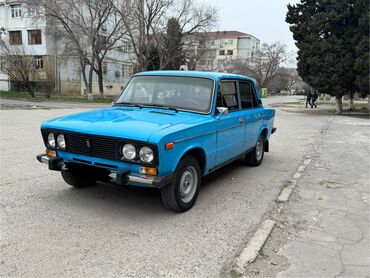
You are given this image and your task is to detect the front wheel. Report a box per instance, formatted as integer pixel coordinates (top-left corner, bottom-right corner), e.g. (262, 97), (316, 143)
(161, 156), (201, 212)
(244, 134), (265, 166)
(61, 170), (97, 188)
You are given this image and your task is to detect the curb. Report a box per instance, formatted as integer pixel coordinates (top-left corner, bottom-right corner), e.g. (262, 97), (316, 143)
(277, 180), (298, 202)
(233, 219), (276, 274)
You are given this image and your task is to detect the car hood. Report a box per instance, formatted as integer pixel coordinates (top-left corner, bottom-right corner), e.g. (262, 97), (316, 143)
(41, 107), (204, 142)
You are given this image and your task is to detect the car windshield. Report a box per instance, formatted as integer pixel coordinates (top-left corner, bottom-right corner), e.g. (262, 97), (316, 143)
(115, 75), (214, 113)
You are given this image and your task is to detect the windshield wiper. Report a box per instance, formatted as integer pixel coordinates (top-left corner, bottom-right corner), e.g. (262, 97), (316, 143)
(141, 103), (178, 112)
(114, 102), (143, 108)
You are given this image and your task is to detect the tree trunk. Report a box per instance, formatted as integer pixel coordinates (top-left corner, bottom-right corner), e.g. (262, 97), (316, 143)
(81, 64), (90, 96)
(348, 92), (354, 111)
(98, 71), (104, 99)
(335, 95), (343, 115)
(87, 66), (94, 100)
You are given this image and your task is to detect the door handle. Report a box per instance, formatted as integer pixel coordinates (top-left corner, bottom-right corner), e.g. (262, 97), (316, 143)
(239, 117), (245, 123)
(258, 113), (264, 119)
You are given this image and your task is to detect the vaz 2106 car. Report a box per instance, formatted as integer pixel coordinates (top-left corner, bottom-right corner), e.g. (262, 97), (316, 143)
(37, 71), (276, 212)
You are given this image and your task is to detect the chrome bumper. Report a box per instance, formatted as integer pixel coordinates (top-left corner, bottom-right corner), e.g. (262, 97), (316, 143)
(36, 154), (172, 188)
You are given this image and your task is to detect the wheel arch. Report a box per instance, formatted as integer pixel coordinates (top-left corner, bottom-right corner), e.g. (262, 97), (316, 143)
(260, 127), (269, 152)
(177, 146), (207, 176)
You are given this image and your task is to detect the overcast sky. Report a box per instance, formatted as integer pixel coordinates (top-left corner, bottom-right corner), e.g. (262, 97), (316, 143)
(201, 0), (300, 64)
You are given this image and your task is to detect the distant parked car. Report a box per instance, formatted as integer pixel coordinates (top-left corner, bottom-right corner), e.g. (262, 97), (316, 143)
(37, 71), (276, 212)
(295, 90), (306, 95)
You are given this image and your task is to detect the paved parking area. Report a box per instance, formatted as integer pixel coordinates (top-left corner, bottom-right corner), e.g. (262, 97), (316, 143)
(0, 98), (329, 276)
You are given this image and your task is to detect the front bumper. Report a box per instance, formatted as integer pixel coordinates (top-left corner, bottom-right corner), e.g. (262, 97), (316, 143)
(36, 154), (172, 188)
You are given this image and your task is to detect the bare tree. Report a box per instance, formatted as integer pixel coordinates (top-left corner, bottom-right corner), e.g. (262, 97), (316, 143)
(0, 42), (38, 97)
(35, 0), (127, 98)
(231, 42), (289, 90)
(115, 0), (217, 71)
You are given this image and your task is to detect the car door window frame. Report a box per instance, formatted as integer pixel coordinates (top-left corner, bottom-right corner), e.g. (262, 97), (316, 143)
(216, 79), (241, 113)
(238, 80), (256, 110)
(250, 82), (261, 108)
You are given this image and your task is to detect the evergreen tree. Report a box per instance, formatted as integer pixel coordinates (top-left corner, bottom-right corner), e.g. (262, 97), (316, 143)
(163, 18), (183, 70)
(147, 43), (160, 71)
(286, 0), (368, 114)
(353, 0), (369, 99)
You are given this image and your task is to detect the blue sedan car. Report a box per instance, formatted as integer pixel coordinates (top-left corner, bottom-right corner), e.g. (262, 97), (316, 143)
(37, 71), (276, 212)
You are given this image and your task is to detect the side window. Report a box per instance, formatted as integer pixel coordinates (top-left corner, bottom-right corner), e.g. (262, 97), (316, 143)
(217, 81), (239, 112)
(240, 81), (260, 109)
(239, 82), (254, 109)
(251, 84), (260, 107)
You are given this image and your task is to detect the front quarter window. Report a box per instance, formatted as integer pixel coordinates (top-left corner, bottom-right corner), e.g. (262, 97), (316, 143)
(116, 76), (214, 113)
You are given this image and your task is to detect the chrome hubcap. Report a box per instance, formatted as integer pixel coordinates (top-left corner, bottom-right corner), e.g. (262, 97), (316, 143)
(179, 166), (198, 203)
(256, 138), (263, 161)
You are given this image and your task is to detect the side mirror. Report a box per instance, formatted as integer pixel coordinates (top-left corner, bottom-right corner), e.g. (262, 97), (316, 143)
(111, 97), (117, 105)
(216, 107), (229, 115)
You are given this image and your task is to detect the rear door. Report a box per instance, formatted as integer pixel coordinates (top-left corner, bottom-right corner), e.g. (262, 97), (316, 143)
(239, 80), (263, 150)
(214, 80), (246, 166)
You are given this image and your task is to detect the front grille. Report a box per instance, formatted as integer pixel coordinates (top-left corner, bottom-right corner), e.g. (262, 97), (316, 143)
(65, 132), (120, 161)
(41, 129), (158, 166)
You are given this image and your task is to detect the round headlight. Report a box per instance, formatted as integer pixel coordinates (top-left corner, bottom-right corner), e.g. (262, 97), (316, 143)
(57, 134), (66, 149)
(139, 146), (154, 163)
(47, 133), (55, 148)
(122, 144), (136, 160)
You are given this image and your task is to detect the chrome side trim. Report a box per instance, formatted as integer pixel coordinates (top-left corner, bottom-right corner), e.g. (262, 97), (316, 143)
(174, 131), (216, 144)
(217, 123), (244, 133)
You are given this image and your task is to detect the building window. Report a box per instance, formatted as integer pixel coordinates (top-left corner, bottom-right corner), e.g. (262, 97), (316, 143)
(98, 35), (108, 49)
(9, 31), (22, 45)
(122, 41), (130, 53)
(122, 64), (133, 77)
(102, 62), (107, 74)
(219, 50), (225, 56)
(28, 30), (42, 45)
(11, 5), (22, 18)
(34, 56), (44, 69)
(227, 50), (233, 56)
(28, 6), (38, 17)
(227, 39), (233, 45)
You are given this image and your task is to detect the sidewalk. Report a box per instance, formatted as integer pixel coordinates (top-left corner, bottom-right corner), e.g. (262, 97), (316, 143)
(244, 115), (370, 277)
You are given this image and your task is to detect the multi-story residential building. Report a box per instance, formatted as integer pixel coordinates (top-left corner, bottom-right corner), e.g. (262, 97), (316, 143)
(0, 0), (136, 96)
(195, 31), (260, 72)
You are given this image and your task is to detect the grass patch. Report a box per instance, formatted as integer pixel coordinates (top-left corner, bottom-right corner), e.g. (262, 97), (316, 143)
(0, 90), (113, 103)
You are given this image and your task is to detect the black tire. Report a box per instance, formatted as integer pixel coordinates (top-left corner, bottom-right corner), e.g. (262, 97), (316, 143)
(161, 156), (201, 212)
(61, 170), (97, 188)
(244, 134), (265, 167)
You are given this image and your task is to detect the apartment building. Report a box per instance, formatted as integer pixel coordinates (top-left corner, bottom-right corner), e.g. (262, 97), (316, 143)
(195, 31), (260, 71)
(0, 0), (136, 96)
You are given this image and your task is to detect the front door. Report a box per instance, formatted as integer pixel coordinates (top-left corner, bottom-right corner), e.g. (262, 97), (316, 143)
(215, 80), (246, 166)
(239, 81), (262, 150)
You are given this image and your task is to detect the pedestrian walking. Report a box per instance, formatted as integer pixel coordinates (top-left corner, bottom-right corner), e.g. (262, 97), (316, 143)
(311, 91), (318, 108)
(305, 92), (312, 108)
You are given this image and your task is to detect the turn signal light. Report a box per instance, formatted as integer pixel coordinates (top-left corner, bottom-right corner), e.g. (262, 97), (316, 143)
(165, 142), (175, 150)
(46, 149), (56, 157)
(139, 167), (157, 176)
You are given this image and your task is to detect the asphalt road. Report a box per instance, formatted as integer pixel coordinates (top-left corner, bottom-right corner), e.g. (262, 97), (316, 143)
(0, 96), (327, 277)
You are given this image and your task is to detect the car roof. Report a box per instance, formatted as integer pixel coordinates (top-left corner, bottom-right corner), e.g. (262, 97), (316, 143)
(134, 70), (255, 82)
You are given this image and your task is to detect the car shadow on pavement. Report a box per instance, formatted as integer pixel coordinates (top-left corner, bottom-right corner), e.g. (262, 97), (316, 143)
(51, 159), (246, 215)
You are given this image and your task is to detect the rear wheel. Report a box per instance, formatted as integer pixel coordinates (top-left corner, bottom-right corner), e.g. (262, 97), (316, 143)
(244, 134), (265, 166)
(161, 156), (201, 212)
